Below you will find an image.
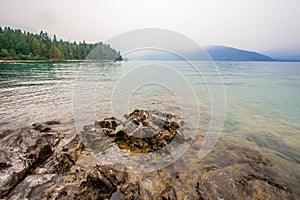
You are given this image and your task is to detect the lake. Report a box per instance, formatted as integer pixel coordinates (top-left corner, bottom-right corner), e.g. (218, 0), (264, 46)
(0, 61), (299, 192)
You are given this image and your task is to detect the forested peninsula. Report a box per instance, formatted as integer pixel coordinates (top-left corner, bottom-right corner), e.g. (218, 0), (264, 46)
(0, 27), (122, 61)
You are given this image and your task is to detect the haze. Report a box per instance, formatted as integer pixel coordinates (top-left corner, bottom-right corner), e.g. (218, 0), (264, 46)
(0, 0), (300, 53)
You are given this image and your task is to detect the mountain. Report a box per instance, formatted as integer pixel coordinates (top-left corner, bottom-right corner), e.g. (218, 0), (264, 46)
(263, 48), (300, 61)
(204, 46), (275, 61)
(127, 45), (275, 61)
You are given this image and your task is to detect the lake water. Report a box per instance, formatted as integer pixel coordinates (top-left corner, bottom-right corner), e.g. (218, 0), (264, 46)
(0, 61), (299, 190)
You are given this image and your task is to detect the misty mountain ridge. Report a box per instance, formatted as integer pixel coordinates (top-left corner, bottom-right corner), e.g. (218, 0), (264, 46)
(204, 45), (274, 61)
(263, 48), (300, 61)
(127, 45), (277, 61)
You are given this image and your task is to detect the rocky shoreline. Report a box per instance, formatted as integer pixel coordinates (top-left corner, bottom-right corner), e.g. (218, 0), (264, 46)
(0, 110), (298, 199)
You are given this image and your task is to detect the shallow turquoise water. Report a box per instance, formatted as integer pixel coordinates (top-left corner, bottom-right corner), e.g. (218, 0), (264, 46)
(0, 61), (299, 176)
(215, 62), (300, 164)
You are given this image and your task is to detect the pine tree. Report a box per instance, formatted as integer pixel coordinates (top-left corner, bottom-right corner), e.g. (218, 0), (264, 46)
(0, 26), (122, 61)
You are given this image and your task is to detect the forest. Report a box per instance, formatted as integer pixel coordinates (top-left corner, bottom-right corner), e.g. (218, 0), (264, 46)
(0, 26), (122, 61)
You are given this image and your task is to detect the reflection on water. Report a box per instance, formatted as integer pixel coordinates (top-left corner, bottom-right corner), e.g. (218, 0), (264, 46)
(0, 61), (300, 191)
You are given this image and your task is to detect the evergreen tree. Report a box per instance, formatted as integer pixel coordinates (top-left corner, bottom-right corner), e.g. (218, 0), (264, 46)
(0, 26), (122, 61)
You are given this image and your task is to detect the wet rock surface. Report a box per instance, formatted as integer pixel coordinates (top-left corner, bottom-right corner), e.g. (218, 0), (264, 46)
(0, 111), (299, 199)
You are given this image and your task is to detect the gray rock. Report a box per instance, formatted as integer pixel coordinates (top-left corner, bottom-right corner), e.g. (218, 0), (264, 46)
(0, 113), (298, 200)
(98, 109), (186, 153)
(34, 134), (83, 174)
(8, 165), (127, 200)
(0, 126), (58, 197)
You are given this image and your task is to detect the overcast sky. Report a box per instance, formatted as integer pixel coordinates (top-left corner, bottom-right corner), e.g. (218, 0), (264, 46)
(0, 0), (299, 52)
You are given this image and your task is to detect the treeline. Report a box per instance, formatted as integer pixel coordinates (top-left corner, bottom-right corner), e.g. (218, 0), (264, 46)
(0, 26), (122, 61)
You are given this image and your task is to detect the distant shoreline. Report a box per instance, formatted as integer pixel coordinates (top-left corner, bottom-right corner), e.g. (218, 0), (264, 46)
(0, 59), (121, 64)
(1, 59), (300, 64)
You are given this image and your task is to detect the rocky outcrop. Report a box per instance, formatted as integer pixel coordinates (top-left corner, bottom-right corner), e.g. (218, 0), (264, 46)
(98, 109), (185, 153)
(0, 110), (298, 199)
(0, 121), (126, 199)
(0, 126), (58, 197)
(7, 165), (127, 199)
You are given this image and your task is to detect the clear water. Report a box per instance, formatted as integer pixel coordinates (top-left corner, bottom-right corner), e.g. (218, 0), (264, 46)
(0, 61), (299, 185)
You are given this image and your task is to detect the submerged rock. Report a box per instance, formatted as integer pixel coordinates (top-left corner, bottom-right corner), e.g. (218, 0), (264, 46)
(195, 142), (297, 200)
